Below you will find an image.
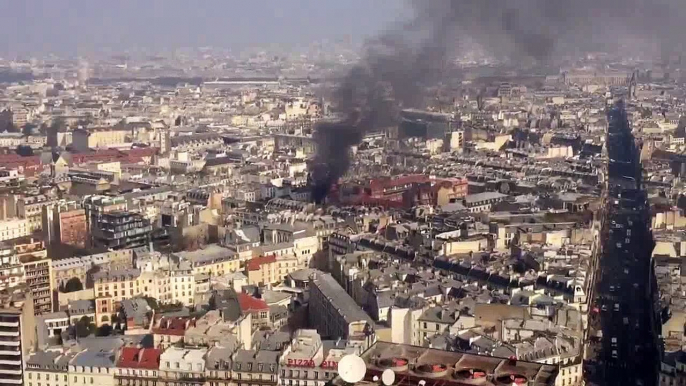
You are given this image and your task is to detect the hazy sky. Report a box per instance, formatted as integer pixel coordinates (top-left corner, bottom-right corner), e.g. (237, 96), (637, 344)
(0, 1), (407, 56)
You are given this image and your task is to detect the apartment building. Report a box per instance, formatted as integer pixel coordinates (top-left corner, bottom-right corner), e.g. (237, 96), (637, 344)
(72, 127), (131, 151)
(204, 345), (236, 386)
(24, 350), (74, 386)
(170, 133), (223, 152)
(83, 195), (127, 245)
(184, 309), (252, 349)
(158, 347), (207, 386)
(115, 347), (162, 386)
(232, 350), (279, 386)
(309, 273), (375, 349)
(246, 254), (303, 286)
(138, 271), (172, 305)
(0, 246), (24, 291)
(42, 202), (87, 248)
(36, 312), (70, 346)
(173, 244), (243, 277)
(91, 211), (152, 250)
(463, 192), (509, 213)
(0, 238), (53, 314)
(0, 218), (31, 242)
(52, 249), (133, 291)
(170, 262), (195, 306)
(660, 350), (686, 386)
(237, 293), (270, 331)
(94, 268), (142, 327)
(20, 254), (52, 314)
(0, 286), (37, 386)
(68, 349), (117, 386)
(279, 330), (346, 386)
(152, 317), (192, 349)
(17, 194), (58, 233)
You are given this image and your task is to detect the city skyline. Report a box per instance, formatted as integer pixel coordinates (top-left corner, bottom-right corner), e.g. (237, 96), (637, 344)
(0, 0), (406, 56)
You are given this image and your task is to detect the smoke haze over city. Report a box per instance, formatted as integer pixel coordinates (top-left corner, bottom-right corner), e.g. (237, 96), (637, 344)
(310, 0), (686, 202)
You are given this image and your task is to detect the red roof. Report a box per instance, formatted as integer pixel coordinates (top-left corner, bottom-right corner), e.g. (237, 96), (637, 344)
(117, 347), (162, 369)
(151, 316), (192, 336)
(369, 174), (431, 191)
(124, 147), (158, 157)
(71, 149), (121, 164)
(0, 154), (39, 162)
(0, 155), (42, 170)
(121, 147), (158, 163)
(246, 255), (277, 271)
(69, 148), (159, 165)
(237, 293), (269, 312)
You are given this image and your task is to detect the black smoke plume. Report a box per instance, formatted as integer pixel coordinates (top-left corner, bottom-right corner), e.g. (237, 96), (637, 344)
(310, 0), (686, 203)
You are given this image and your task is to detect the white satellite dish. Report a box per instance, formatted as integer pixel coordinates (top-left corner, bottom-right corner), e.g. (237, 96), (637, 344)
(338, 354), (367, 384)
(382, 369), (396, 385)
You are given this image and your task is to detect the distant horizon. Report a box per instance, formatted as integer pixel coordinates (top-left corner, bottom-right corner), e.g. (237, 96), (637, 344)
(0, 1), (407, 57)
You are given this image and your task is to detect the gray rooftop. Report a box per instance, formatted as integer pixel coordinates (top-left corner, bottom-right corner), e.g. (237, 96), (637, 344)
(92, 268), (141, 282)
(464, 192), (509, 205)
(68, 300), (95, 315)
(71, 349), (116, 368)
(233, 350), (279, 373)
(121, 298), (151, 326)
(206, 343), (238, 370)
(312, 273), (374, 325)
(287, 268), (319, 282)
(173, 244), (236, 266)
(26, 350), (75, 371)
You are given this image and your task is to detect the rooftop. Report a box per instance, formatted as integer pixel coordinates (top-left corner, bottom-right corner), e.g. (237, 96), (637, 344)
(71, 349), (117, 369)
(117, 347), (162, 370)
(332, 341), (558, 386)
(238, 292), (269, 312)
(173, 244), (236, 266)
(311, 273), (374, 325)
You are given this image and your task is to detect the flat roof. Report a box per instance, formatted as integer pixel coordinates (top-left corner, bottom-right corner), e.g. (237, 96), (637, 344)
(173, 244), (236, 265)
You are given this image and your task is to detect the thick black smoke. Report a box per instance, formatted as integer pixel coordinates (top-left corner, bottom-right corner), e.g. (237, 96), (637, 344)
(310, 0), (686, 203)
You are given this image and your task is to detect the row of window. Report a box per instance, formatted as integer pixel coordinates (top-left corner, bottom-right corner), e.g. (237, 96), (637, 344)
(281, 369), (333, 379)
(27, 375), (94, 386)
(27, 373), (67, 381)
(98, 289), (136, 298)
(70, 366), (110, 374)
(117, 369), (157, 377)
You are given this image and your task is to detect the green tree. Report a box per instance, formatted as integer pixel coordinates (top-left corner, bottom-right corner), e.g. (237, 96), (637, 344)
(15, 145), (33, 157)
(96, 324), (113, 337)
(142, 296), (160, 311)
(159, 301), (183, 312)
(21, 123), (36, 136)
(62, 277), (83, 293)
(75, 316), (94, 338)
(0, 110), (12, 132)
